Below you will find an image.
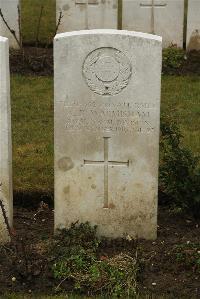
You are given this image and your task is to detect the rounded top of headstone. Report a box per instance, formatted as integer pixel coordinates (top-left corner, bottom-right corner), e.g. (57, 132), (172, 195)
(54, 29), (162, 44)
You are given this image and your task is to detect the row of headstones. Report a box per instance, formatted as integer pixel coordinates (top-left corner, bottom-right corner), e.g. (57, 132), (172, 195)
(0, 0), (200, 50)
(1, 28), (162, 243)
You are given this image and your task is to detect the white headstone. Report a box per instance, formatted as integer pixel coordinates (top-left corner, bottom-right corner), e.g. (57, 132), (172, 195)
(187, 0), (200, 51)
(122, 0), (184, 48)
(0, 36), (12, 244)
(56, 0), (118, 32)
(0, 0), (20, 49)
(54, 29), (162, 240)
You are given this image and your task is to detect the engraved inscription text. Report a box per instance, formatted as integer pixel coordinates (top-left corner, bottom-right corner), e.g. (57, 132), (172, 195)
(63, 100), (156, 134)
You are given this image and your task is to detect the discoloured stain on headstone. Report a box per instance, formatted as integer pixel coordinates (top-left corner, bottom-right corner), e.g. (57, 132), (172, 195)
(58, 157), (74, 171)
(187, 0), (200, 51)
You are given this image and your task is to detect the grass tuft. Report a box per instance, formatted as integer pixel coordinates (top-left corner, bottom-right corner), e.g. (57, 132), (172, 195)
(49, 222), (138, 297)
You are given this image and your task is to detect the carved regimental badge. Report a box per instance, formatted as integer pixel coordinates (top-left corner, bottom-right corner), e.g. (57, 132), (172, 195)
(83, 47), (132, 96)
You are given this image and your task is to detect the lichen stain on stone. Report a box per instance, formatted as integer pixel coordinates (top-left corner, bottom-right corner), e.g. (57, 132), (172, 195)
(79, 188), (83, 196)
(78, 5), (86, 12)
(134, 183), (142, 189)
(188, 30), (200, 51)
(112, 1), (117, 9)
(108, 202), (115, 209)
(63, 185), (70, 194)
(58, 157), (74, 171)
(62, 4), (70, 11)
(91, 184), (96, 189)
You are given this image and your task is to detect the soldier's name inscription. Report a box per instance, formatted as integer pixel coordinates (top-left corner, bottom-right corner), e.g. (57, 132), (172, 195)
(62, 100), (157, 133)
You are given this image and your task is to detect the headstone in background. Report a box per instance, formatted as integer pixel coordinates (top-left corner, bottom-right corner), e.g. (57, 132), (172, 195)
(54, 29), (162, 240)
(56, 0), (118, 32)
(0, 0), (20, 49)
(0, 36), (13, 244)
(187, 0), (200, 51)
(122, 0), (184, 48)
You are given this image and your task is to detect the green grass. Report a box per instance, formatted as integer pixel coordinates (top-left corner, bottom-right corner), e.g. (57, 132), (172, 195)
(0, 295), (180, 299)
(0, 296), (100, 299)
(11, 75), (53, 196)
(1, 295), (99, 299)
(161, 75), (200, 155)
(11, 74), (200, 196)
(21, 0), (56, 45)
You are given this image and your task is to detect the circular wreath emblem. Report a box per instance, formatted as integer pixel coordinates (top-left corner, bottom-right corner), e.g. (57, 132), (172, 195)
(83, 47), (132, 96)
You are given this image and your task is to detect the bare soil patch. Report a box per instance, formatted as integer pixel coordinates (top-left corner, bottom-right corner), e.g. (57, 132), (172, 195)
(10, 47), (53, 76)
(0, 203), (199, 297)
(163, 50), (200, 75)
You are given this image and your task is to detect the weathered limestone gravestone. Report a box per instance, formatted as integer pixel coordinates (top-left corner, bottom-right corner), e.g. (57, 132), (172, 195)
(54, 29), (162, 239)
(0, 36), (13, 244)
(56, 0), (118, 32)
(187, 0), (200, 51)
(122, 0), (184, 48)
(0, 0), (20, 49)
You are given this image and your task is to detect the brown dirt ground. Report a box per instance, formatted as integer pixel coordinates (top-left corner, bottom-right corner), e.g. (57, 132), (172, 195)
(0, 203), (199, 297)
(163, 50), (200, 75)
(10, 47), (53, 76)
(182, 51), (200, 75)
(9, 47), (200, 77)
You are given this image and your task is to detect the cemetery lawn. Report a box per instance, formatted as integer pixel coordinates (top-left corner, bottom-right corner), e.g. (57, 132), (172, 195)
(11, 75), (54, 200)
(11, 74), (200, 199)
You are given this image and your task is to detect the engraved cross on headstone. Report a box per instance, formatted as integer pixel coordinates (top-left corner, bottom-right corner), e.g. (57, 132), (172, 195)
(84, 137), (129, 209)
(75, 0), (99, 29)
(140, 0), (167, 34)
